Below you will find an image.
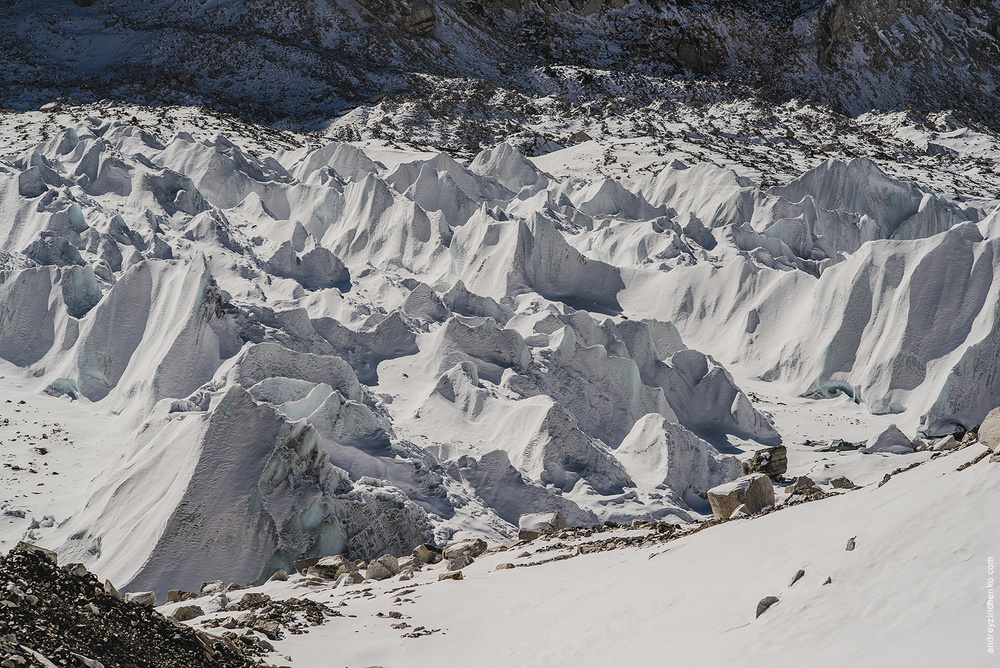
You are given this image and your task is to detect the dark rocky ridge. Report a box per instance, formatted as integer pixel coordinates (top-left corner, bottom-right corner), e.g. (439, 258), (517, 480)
(3, 0), (999, 133)
(0, 543), (268, 668)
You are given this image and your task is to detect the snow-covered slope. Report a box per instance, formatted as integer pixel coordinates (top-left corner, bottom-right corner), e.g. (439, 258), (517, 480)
(187, 441), (1000, 665)
(1, 105), (999, 610)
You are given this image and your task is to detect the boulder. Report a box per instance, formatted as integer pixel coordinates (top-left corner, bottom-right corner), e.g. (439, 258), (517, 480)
(124, 591), (156, 607)
(412, 543), (443, 564)
(336, 571), (365, 587)
(756, 596), (779, 618)
(930, 435), (960, 452)
(707, 473), (775, 520)
(742, 446), (787, 478)
(442, 538), (488, 560)
(864, 424), (914, 454)
(171, 605), (204, 622)
(366, 555), (400, 581)
(448, 555), (474, 571)
(167, 589), (199, 603)
(517, 511), (568, 541)
(104, 580), (122, 601)
(267, 569), (288, 582)
(784, 476), (819, 495)
(980, 407), (1000, 449)
(829, 476), (856, 489)
(313, 555), (353, 579)
(293, 557), (321, 574)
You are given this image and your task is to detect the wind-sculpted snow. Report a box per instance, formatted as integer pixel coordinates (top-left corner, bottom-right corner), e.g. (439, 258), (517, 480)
(2, 117), (999, 596)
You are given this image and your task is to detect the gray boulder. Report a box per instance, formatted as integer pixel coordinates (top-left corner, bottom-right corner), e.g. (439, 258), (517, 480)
(980, 407), (1000, 449)
(448, 555), (474, 571)
(313, 555), (354, 579)
(124, 591), (156, 606)
(366, 554), (400, 581)
(412, 543), (443, 564)
(171, 605), (204, 622)
(742, 445), (787, 478)
(442, 538), (488, 560)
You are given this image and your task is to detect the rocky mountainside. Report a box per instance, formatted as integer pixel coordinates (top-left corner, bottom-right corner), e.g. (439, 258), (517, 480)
(5, 0), (1000, 137)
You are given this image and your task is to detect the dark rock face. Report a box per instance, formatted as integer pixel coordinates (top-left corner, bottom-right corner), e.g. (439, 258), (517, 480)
(401, 1), (437, 36)
(743, 445), (788, 478)
(0, 543), (260, 668)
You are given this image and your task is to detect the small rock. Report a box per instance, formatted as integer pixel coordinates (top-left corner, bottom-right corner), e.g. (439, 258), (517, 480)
(495, 563), (515, 570)
(756, 596), (779, 618)
(438, 571), (463, 581)
(788, 569), (805, 587)
(200, 580), (224, 595)
(171, 605), (205, 622)
(823, 576), (833, 585)
(927, 435), (959, 452)
(846, 536), (856, 551)
(267, 569), (288, 582)
(62, 563), (88, 578)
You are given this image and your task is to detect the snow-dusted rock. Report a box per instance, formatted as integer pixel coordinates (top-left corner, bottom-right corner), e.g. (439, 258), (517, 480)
(707, 474), (775, 520)
(442, 538), (487, 560)
(517, 511), (568, 541)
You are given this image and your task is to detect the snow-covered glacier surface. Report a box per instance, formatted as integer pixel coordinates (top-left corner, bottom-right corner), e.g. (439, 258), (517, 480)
(0, 110), (997, 599)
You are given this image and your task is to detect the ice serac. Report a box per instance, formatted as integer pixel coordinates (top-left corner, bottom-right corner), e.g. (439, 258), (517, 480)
(67, 385), (428, 599)
(457, 450), (596, 529)
(469, 142), (548, 195)
(453, 209), (625, 311)
(616, 414), (742, 497)
(65, 259), (226, 410)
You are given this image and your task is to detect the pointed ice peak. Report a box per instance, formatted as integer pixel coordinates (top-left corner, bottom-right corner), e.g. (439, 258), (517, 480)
(470, 141), (549, 195)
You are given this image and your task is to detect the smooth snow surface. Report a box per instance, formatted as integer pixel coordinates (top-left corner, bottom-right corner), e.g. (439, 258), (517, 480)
(0, 109), (997, 623)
